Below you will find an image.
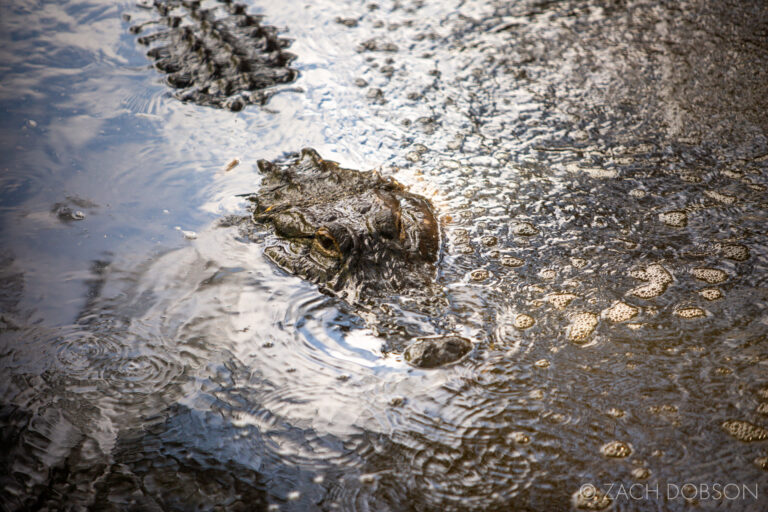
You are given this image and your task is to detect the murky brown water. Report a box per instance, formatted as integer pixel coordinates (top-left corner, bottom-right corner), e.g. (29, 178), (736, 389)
(1, 0), (767, 510)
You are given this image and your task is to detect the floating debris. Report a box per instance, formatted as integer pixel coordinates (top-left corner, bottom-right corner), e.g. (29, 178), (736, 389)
(55, 207), (85, 222)
(175, 226), (198, 240)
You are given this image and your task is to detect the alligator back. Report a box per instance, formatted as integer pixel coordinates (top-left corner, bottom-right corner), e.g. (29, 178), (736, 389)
(130, 0), (297, 110)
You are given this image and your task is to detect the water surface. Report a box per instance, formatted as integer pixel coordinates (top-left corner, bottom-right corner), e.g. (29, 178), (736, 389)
(1, 0), (767, 510)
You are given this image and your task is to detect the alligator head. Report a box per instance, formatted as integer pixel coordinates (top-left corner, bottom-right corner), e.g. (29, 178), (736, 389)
(250, 149), (440, 302)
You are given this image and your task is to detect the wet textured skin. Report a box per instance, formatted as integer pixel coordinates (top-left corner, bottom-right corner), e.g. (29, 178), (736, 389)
(250, 149), (440, 304)
(130, 0), (297, 110)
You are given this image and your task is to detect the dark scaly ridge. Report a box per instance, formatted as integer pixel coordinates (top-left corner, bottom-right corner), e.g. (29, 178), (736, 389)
(131, 0), (297, 110)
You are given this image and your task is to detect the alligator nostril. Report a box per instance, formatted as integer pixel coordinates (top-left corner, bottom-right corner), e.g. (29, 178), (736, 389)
(372, 209), (399, 239)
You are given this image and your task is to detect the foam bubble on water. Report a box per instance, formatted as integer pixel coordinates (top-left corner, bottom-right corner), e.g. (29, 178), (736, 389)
(501, 256), (524, 267)
(573, 486), (612, 511)
(568, 312), (599, 343)
(406, 151), (421, 162)
(493, 150), (510, 162)
(719, 243), (750, 261)
(698, 287), (722, 301)
(538, 269), (557, 280)
(691, 267), (727, 284)
(602, 301), (638, 322)
(674, 306), (707, 319)
(546, 293), (579, 310)
(512, 222), (538, 236)
(514, 314), (535, 330)
(680, 173), (702, 183)
(509, 432), (530, 444)
(600, 441), (632, 458)
(629, 263), (673, 299)
(649, 404), (679, 419)
(722, 420), (768, 442)
(704, 190), (737, 204)
(570, 257), (587, 268)
(565, 163), (617, 179)
(441, 159), (460, 169)
(659, 210), (687, 227)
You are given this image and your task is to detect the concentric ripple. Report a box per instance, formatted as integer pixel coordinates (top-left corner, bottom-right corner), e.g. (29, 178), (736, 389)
(45, 323), (186, 411)
(51, 327), (123, 381)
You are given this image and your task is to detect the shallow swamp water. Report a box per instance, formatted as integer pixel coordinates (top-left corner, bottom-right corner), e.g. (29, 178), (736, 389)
(1, 0), (767, 510)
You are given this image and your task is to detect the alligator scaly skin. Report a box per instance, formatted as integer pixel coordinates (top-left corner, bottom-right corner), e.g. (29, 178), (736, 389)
(131, 0), (297, 110)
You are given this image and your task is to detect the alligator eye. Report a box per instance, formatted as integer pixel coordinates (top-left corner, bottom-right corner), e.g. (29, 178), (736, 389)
(313, 228), (342, 259)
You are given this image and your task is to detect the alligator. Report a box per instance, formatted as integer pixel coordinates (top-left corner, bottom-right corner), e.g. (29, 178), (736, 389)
(129, 0), (297, 110)
(248, 148), (472, 368)
(127, 2), (468, 366)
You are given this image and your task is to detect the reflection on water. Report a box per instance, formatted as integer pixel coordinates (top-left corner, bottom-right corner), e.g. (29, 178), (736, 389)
(1, 0), (767, 510)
